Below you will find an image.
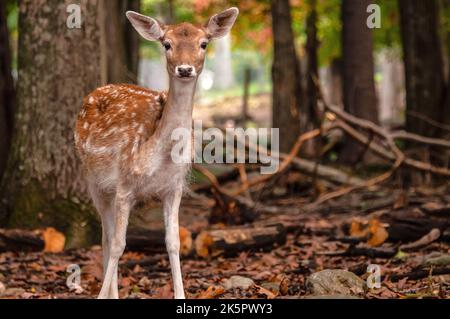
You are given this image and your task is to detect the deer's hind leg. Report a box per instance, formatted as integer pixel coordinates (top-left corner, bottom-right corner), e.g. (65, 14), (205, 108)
(88, 183), (118, 299)
(98, 185), (132, 299)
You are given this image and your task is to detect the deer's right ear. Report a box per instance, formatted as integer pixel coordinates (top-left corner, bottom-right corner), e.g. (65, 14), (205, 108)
(126, 11), (165, 41)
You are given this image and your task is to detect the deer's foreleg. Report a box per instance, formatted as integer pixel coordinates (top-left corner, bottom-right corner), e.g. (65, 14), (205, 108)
(163, 187), (185, 299)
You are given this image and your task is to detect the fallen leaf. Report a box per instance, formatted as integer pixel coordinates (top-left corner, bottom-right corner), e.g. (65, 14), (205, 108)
(253, 285), (276, 299)
(350, 219), (369, 238)
(154, 283), (173, 299)
(180, 227), (193, 256)
(368, 219), (389, 247)
(42, 228), (65, 253)
(195, 232), (214, 258)
(197, 285), (225, 299)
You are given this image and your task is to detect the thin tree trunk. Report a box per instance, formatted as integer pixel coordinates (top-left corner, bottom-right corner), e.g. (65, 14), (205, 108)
(100, 0), (129, 84)
(304, 0), (321, 156)
(0, 0), (104, 247)
(122, 0), (140, 81)
(399, 0), (446, 138)
(0, 0), (15, 181)
(271, 0), (303, 153)
(340, 0), (379, 164)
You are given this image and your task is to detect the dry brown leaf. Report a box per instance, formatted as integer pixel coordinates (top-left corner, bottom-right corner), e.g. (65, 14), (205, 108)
(279, 277), (289, 296)
(197, 285), (225, 299)
(180, 227), (193, 256)
(254, 285), (276, 299)
(42, 227), (65, 253)
(367, 219), (389, 247)
(195, 231), (213, 258)
(154, 283), (173, 299)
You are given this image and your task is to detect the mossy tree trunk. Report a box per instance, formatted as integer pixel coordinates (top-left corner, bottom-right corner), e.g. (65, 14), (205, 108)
(0, 0), (105, 248)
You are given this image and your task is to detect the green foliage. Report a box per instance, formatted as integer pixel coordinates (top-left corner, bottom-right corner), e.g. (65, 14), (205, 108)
(373, 0), (401, 50)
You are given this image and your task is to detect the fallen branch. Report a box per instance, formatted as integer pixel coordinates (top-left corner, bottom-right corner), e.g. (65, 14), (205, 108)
(390, 130), (450, 149)
(334, 120), (450, 176)
(399, 229), (441, 252)
(195, 224), (286, 258)
(389, 267), (450, 282)
(0, 229), (45, 252)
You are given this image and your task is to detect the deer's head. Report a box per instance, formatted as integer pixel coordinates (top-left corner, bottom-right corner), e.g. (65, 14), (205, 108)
(126, 8), (239, 82)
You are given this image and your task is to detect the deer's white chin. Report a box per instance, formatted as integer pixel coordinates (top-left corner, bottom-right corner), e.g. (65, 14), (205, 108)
(175, 75), (197, 82)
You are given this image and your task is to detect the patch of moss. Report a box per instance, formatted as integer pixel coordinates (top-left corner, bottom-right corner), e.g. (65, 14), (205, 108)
(6, 179), (101, 248)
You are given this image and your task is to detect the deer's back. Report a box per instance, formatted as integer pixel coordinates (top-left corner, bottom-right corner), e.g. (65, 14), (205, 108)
(75, 84), (167, 188)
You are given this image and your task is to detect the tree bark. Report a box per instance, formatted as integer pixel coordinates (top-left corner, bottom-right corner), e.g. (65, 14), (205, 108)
(0, 0), (104, 248)
(122, 0), (140, 81)
(304, 0), (321, 156)
(399, 0), (446, 138)
(0, 0), (15, 181)
(271, 0), (303, 153)
(305, 0), (319, 129)
(98, 0), (140, 84)
(340, 0), (379, 163)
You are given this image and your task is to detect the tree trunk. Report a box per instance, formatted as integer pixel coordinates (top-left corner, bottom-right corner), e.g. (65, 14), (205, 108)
(399, 0), (446, 138)
(340, 0), (379, 163)
(441, 0), (450, 140)
(304, 0), (321, 156)
(305, 0), (319, 129)
(271, 0), (303, 153)
(99, 0), (140, 84)
(213, 35), (234, 90)
(0, 0), (15, 181)
(0, 0), (104, 248)
(122, 0), (140, 81)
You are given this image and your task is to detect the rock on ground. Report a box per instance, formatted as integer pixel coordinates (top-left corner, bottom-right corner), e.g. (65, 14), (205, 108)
(224, 276), (255, 290)
(306, 269), (366, 296)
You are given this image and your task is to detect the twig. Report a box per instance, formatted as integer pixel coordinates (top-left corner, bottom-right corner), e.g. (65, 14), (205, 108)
(333, 120), (450, 176)
(390, 130), (450, 149)
(407, 110), (450, 133)
(399, 229), (441, 252)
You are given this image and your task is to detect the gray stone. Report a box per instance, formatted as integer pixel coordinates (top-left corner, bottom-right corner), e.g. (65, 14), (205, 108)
(224, 276), (255, 291)
(1, 287), (26, 297)
(306, 269), (366, 296)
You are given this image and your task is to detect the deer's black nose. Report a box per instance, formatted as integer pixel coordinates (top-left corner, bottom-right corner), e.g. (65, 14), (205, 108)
(176, 65), (194, 77)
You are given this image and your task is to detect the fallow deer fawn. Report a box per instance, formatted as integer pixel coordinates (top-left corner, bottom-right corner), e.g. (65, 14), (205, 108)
(74, 8), (239, 299)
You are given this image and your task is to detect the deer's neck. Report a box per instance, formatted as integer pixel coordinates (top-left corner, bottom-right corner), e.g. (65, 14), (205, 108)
(157, 77), (197, 142)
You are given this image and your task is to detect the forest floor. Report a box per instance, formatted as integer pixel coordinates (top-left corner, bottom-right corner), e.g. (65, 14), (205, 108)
(1, 95), (449, 299)
(0, 183), (449, 299)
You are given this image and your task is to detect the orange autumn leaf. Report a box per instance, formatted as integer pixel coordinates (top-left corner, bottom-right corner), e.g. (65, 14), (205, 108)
(197, 285), (225, 299)
(254, 285), (276, 299)
(43, 227), (65, 253)
(179, 227), (193, 256)
(367, 219), (389, 247)
(195, 231), (214, 258)
(350, 219), (369, 238)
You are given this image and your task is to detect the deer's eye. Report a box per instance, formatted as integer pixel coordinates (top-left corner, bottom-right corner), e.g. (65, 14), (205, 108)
(200, 42), (208, 50)
(163, 42), (172, 51)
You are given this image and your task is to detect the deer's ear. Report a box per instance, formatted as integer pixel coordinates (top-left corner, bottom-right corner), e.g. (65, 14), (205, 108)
(126, 11), (165, 41)
(205, 7), (239, 40)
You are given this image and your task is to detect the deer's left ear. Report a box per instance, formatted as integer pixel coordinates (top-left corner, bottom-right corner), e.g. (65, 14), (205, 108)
(205, 7), (239, 40)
